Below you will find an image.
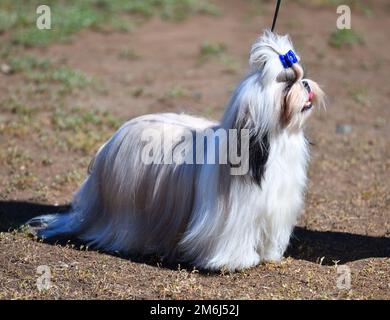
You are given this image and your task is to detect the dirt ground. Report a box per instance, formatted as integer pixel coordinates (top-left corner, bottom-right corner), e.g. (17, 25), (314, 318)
(0, 0), (389, 299)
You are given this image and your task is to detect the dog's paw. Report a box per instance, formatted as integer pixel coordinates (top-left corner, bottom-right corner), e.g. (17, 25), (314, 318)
(262, 250), (283, 263)
(206, 251), (261, 271)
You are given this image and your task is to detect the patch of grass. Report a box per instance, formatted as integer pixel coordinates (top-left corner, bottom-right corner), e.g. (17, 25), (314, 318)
(3, 101), (37, 117)
(329, 29), (363, 48)
(165, 86), (189, 99)
(349, 88), (371, 106)
(51, 107), (122, 154)
(158, 85), (192, 104)
(220, 55), (241, 74)
(54, 169), (83, 187)
(1, 0), (220, 47)
(48, 66), (92, 90)
(115, 0), (220, 21)
(26, 67), (92, 93)
(243, 0), (263, 22)
(11, 3), (103, 47)
(0, 119), (31, 138)
(199, 41), (227, 62)
(52, 108), (119, 131)
(108, 17), (134, 32)
(8, 55), (93, 93)
(0, 146), (33, 173)
(12, 29), (64, 47)
(0, 44), (15, 60)
(66, 131), (103, 155)
(9, 55), (52, 73)
(293, 0), (372, 16)
(10, 172), (38, 191)
(198, 41), (240, 73)
(0, 10), (17, 33)
(118, 48), (141, 60)
(159, 0), (220, 21)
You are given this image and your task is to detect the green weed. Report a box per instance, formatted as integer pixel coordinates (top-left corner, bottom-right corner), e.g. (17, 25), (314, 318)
(329, 29), (363, 48)
(1, 0), (220, 47)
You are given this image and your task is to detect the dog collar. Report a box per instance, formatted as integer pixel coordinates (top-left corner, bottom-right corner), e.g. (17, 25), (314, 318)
(279, 50), (298, 68)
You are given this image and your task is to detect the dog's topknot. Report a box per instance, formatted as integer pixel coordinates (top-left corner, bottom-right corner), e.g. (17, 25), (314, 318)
(249, 30), (303, 84)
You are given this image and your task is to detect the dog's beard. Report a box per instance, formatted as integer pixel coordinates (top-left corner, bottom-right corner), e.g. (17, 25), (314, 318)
(279, 78), (325, 132)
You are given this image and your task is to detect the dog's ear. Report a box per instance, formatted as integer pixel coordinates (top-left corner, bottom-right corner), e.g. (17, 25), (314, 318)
(248, 132), (269, 186)
(233, 111), (270, 186)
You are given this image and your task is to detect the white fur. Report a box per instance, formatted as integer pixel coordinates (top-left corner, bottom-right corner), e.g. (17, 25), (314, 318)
(29, 31), (323, 271)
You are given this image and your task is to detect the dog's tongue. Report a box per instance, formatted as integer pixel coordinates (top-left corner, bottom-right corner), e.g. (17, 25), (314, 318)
(308, 91), (315, 102)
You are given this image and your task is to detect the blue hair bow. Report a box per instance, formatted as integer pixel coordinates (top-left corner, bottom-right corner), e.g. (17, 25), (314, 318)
(279, 50), (298, 68)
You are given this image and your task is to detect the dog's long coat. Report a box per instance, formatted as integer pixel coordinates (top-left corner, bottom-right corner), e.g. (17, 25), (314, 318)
(29, 31), (324, 270)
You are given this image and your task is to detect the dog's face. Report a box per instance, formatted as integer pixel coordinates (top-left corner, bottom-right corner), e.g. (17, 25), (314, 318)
(248, 32), (325, 134)
(278, 76), (325, 132)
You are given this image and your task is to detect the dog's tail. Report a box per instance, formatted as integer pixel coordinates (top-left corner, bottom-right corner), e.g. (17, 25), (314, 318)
(27, 211), (78, 240)
(26, 174), (99, 242)
(26, 142), (107, 242)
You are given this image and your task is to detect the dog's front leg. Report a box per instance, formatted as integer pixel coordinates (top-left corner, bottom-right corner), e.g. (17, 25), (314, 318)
(260, 217), (296, 263)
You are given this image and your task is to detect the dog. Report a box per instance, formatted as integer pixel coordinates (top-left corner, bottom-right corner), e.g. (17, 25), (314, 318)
(28, 30), (325, 271)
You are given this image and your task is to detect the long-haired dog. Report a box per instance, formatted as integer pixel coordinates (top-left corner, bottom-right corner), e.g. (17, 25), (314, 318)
(29, 31), (325, 271)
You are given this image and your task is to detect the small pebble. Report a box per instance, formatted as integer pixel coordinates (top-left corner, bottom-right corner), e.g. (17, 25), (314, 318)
(1, 63), (12, 75)
(336, 124), (352, 134)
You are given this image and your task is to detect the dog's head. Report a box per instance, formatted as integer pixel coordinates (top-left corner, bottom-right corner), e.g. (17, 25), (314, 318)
(249, 30), (325, 133)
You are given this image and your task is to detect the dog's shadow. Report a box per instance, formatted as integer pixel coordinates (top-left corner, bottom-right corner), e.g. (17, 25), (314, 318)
(1, 200), (389, 267)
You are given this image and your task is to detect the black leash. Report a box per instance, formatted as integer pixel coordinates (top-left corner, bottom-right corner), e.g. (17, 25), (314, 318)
(271, 0), (282, 32)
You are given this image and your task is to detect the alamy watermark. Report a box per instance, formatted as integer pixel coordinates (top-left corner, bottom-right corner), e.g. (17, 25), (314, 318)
(336, 5), (351, 29)
(35, 4), (352, 32)
(140, 127), (250, 175)
(36, 265), (51, 291)
(36, 5), (51, 30)
(336, 265), (351, 290)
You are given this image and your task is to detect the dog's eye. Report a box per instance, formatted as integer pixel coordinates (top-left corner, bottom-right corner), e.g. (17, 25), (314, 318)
(284, 83), (292, 93)
(302, 80), (311, 93)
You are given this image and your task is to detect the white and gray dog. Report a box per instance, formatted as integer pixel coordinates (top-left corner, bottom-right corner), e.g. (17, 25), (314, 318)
(29, 31), (325, 271)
